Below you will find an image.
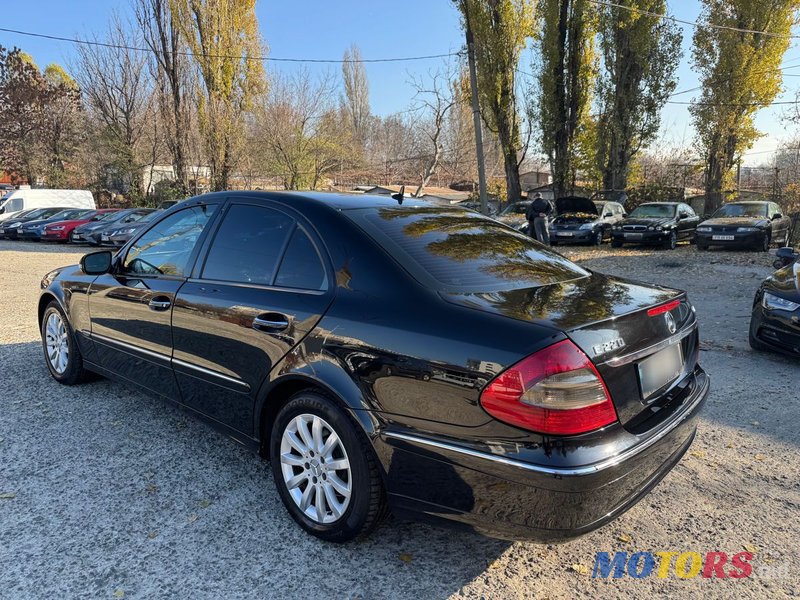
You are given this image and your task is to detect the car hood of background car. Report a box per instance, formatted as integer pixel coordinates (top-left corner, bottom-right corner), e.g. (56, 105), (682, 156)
(45, 217), (93, 229)
(441, 271), (680, 331)
(765, 261), (800, 297)
(20, 217), (65, 228)
(555, 196), (598, 216)
(700, 217), (769, 228)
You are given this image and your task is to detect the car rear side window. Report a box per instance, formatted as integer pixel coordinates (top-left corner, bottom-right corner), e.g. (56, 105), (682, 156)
(350, 206), (589, 293)
(275, 227), (327, 290)
(123, 205), (217, 277)
(202, 204), (294, 285)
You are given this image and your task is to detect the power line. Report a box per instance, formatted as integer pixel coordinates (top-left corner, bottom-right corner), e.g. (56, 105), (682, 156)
(589, 0), (800, 40)
(668, 99), (799, 106)
(0, 26), (462, 64)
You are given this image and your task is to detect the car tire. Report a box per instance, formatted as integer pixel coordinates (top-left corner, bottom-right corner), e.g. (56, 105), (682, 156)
(41, 301), (90, 385)
(760, 233), (771, 252)
(663, 231), (677, 250)
(270, 391), (387, 543)
(611, 239), (623, 248)
(593, 230), (603, 246)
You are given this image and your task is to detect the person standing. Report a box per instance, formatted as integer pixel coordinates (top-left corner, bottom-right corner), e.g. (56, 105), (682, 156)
(526, 193), (552, 245)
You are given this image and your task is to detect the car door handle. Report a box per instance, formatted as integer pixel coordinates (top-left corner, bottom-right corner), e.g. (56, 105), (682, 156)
(148, 296), (172, 311)
(253, 313), (290, 331)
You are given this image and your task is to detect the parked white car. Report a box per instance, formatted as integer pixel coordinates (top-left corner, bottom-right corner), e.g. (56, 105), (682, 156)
(0, 189), (95, 222)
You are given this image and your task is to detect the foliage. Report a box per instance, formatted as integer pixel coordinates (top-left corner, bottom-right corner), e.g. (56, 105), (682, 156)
(455, 0), (534, 202)
(171, 0), (266, 191)
(595, 0), (682, 198)
(691, 0), (800, 213)
(0, 46), (82, 186)
(535, 0), (597, 198)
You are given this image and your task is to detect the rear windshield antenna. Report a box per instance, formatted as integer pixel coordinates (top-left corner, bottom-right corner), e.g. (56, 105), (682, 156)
(392, 185), (405, 205)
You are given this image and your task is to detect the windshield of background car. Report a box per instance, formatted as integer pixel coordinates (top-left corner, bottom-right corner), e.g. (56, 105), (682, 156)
(350, 206), (589, 293)
(629, 204), (676, 218)
(594, 202), (606, 213)
(500, 202), (530, 216)
(712, 203), (768, 218)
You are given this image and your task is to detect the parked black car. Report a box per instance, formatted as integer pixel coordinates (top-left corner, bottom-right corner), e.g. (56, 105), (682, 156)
(39, 192), (708, 542)
(104, 210), (161, 246)
(749, 247), (800, 355)
(0, 207), (69, 239)
(695, 201), (792, 251)
(549, 197), (626, 246)
(611, 202), (700, 249)
(17, 209), (92, 241)
(495, 200), (533, 232)
(72, 208), (155, 245)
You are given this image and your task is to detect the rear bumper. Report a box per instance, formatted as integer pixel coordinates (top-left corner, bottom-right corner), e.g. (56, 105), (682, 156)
(379, 367), (709, 541)
(695, 231), (766, 247)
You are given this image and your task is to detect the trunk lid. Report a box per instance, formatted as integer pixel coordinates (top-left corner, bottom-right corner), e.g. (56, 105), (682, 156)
(442, 272), (698, 429)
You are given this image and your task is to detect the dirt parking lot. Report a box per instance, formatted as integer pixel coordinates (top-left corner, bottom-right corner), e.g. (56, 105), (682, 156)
(0, 240), (798, 599)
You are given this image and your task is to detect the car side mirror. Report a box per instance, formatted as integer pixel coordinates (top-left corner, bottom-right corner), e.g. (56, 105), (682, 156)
(604, 212), (613, 218)
(772, 213), (783, 220)
(80, 250), (113, 275)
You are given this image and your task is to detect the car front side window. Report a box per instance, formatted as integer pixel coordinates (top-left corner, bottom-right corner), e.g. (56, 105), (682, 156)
(122, 205), (217, 277)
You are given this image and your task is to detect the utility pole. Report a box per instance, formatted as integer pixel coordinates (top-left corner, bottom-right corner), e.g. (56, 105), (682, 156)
(463, 2), (489, 215)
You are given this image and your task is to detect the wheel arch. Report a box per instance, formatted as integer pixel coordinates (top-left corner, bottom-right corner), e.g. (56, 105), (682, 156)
(38, 290), (64, 328)
(255, 365), (379, 459)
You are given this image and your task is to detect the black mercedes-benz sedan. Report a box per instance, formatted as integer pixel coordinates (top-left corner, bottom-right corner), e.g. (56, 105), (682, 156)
(38, 192), (709, 542)
(695, 201), (792, 251)
(611, 202), (700, 249)
(549, 197), (625, 246)
(749, 249), (800, 355)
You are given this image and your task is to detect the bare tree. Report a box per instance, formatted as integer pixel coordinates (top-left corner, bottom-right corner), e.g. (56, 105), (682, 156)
(254, 70), (348, 190)
(409, 69), (459, 197)
(341, 44), (371, 149)
(73, 14), (153, 199)
(135, 0), (191, 194)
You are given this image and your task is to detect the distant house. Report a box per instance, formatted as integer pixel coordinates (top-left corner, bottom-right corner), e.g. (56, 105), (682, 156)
(142, 164), (211, 195)
(360, 185), (470, 205)
(519, 169), (552, 192)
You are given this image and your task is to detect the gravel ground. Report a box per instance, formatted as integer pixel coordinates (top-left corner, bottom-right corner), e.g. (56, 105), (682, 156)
(0, 240), (798, 600)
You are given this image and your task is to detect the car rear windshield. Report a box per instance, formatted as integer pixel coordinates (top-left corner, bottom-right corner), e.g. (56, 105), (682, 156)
(712, 203), (768, 218)
(349, 206), (589, 293)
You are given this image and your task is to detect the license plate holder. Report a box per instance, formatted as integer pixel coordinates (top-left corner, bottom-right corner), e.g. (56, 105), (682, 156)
(637, 343), (684, 400)
(557, 232), (574, 237)
(625, 232), (643, 240)
(712, 235), (734, 241)
(101, 235), (109, 241)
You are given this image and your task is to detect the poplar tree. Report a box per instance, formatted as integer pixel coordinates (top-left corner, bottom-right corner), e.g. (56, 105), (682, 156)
(692, 0), (800, 212)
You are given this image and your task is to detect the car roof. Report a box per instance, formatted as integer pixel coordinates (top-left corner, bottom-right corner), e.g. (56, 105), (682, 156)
(724, 200), (768, 205)
(639, 202), (680, 206)
(195, 190), (441, 212)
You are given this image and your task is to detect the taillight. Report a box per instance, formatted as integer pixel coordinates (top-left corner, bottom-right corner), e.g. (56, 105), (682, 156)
(479, 340), (617, 435)
(647, 299), (680, 317)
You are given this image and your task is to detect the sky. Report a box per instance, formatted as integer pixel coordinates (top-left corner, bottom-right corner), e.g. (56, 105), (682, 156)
(1, 0), (797, 167)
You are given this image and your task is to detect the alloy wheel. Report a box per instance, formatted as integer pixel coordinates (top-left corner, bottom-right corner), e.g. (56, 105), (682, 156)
(279, 413), (352, 524)
(45, 312), (69, 374)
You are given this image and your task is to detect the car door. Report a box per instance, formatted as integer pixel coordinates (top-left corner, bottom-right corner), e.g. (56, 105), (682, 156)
(770, 203), (790, 243)
(88, 203), (220, 400)
(677, 204), (698, 240)
(171, 201), (334, 434)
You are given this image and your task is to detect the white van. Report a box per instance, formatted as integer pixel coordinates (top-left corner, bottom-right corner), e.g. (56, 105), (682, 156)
(0, 189), (95, 222)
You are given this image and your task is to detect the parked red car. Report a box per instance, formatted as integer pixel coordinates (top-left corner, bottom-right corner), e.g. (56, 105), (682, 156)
(42, 209), (121, 242)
